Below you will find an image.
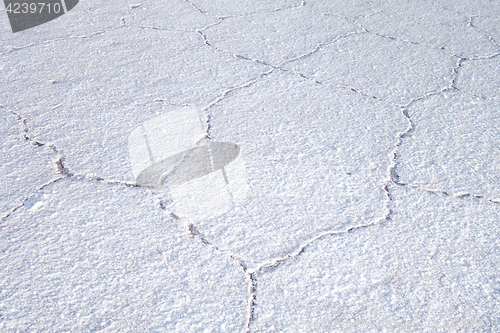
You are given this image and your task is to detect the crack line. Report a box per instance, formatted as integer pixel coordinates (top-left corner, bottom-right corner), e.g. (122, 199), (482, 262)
(468, 15), (500, 48)
(393, 182), (500, 204)
(182, 0), (210, 15)
(1, 109), (142, 221)
(4, 10), (500, 329)
(155, 202), (254, 333)
(7, 110), (72, 177)
(157, 194), (390, 333)
(0, 177), (66, 222)
(182, 0), (306, 21)
(0, 27), (123, 56)
(199, 67), (275, 141)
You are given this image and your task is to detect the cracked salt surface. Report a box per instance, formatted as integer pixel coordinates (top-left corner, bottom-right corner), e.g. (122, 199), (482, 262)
(0, 0), (125, 54)
(182, 0), (304, 17)
(204, 6), (360, 65)
(201, 71), (405, 266)
(1, 27), (264, 180)
(1, 0), (500, 331)
(253, 185), (500, 332)
(0, 180), (247, 331)
(457, 55), (500, 100)
(395, 92), (500, 201)
(0, 111), (55, 217)
(357, 0), (500, 58)
(282, 33), (457, 106)
(126, 0), (217, 31)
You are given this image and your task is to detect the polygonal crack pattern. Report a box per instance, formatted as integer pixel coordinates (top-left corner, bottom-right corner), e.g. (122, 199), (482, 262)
(2, 0), (500, 331)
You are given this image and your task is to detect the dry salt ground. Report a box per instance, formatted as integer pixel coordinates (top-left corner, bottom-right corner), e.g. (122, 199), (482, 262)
(1, 0), (500, 332)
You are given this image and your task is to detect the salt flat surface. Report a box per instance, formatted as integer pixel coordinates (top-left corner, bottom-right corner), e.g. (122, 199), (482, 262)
(204, 6), (360, 65)
(202, 71), (404, 265)
(1, 0), (500, 331)
(0, 180), (247, 331)
(356, 1), (500, 59)
(395, 92), (500, 201)
(1, 27), (264, 180)
(253, 185), (500, 332)
(0, 111), (55, 217)
(282, 33), (456, 106)
(457, 56), (500, 100)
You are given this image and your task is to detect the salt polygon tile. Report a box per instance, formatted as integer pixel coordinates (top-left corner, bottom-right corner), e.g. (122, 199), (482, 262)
(395, 91), (500, 201)
(192, 71), (406, 266)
